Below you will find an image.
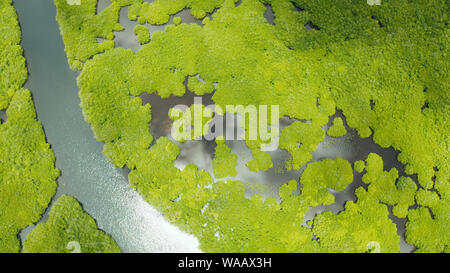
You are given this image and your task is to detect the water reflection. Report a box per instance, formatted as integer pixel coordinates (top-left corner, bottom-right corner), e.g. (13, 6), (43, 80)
(15, 0), (200, 253)
(14, 0), (417, 253)
(111, 3), (417, 253)
(139, 85), (416, 253)
(113, 4), (205, 53)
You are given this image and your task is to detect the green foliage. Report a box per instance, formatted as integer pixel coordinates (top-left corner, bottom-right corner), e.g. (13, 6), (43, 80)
(0, 0), (27, 109)
(406, 164), (449, 253)
(353, 160), (365, 173)
(0, 90), (60, 253)
(362, 153), (416, 218)
(55, 0), (449, 252)
(327, 117), (347, 137)
(199, 180), (318, 252)
(313, 187), (400, 253)
(78, 48), (153, 168)
(187, 76), (215, 96)
(23, 195), (121, 253)
(54, 0), (135, 69)
(133, 25), (150, 45)
(279, 121), (324, 170)
(130, 0), (232, 25)
(300, 157), (353, 207)
(212, 139), (238, 178)
(0, 1), (59, 253)
(173, 16), (182, 25)
(246, 148), (273, 172)
(125, 136), (319, 252)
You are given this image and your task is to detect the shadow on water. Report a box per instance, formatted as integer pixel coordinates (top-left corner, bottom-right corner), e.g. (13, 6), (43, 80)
(0, 110), (6, 124)
(264, 4), (275, 25)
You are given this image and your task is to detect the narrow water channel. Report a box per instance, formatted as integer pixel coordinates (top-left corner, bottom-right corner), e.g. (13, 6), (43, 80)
(14, 0), (200, 253)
